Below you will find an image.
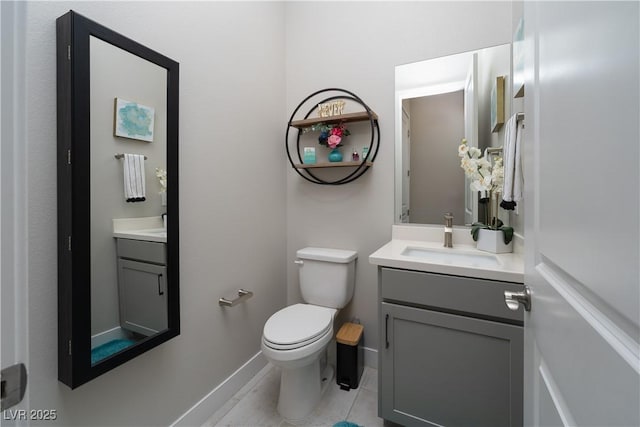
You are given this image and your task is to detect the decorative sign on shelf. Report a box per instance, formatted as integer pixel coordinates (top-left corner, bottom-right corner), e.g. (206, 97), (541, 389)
(303, 147), (316, 164)
(317, 100), (346, 118)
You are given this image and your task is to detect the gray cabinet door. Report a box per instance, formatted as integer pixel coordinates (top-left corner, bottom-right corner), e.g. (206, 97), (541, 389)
(380, 302), (523, 427)
(117, 259), (168, 336)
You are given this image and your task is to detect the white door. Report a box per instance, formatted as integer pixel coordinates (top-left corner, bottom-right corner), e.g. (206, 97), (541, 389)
(523, 2), (639, 426)
(463, 54), (478, 225)
(1, 1), (30, 422)
(401, 108), (411, 223)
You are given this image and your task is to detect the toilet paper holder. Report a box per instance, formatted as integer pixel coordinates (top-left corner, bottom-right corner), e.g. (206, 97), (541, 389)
(219, 289), (254, 307)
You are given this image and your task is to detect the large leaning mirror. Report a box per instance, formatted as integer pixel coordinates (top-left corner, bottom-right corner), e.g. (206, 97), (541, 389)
(395, 44), (511, 226)
(57, 11), (180, 388)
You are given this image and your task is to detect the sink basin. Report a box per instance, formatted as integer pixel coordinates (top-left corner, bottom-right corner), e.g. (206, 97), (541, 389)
(113, 227), (166, 242)
(401, 246), (501, 268)
(113, 217), (167, 242)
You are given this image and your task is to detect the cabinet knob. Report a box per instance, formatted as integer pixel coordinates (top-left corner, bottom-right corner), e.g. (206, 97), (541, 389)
(504, 286), (531, 312)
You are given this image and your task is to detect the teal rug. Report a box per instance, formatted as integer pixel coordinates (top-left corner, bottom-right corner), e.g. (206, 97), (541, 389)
(333, 422), (360, 427)
(91, 339), (135, 365)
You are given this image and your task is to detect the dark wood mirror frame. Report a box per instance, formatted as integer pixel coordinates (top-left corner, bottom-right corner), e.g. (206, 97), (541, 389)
(56, 10), (180, 389)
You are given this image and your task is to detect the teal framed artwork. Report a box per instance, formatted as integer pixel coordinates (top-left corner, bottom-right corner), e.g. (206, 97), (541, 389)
(114, 97), (155, 142)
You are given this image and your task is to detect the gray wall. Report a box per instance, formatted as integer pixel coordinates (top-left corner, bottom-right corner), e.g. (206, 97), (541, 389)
(409, 91), (465, 225)
(22, 2), (286, 426)
(285, 1), (513, 351)
(477, 44), (512, 151)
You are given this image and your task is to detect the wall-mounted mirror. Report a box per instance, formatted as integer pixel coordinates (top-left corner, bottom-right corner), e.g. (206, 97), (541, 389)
(57, 11), (179, 388)
(395, 44), (511, 226)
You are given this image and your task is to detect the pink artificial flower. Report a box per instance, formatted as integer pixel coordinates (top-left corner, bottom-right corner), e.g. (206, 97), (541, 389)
(330, 126), (343, 137)
(327, 134), (342, 148)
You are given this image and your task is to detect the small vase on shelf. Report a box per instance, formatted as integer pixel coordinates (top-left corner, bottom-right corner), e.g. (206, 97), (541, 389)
(328, 148), (343, 162)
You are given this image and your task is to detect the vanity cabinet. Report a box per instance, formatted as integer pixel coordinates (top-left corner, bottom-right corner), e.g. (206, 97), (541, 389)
(378, 267), (524, 427)
(116, 239), (168, 336)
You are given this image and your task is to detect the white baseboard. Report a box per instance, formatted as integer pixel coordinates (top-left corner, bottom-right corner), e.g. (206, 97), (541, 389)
(363, 346), (378, 369)
(170, 351), (267, 427)
(91, 326), (128, 348)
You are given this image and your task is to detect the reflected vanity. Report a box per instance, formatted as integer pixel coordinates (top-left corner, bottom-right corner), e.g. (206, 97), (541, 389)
(394, 44), (511, 226)
(57, 11), (179, 388)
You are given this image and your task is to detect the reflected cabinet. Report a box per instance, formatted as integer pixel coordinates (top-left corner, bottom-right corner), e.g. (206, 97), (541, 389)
(56, 10), (180, 388)
(116, 239), (168, 336)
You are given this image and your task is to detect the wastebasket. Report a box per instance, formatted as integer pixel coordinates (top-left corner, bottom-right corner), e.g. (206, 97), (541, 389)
(336, 322), (364, 391)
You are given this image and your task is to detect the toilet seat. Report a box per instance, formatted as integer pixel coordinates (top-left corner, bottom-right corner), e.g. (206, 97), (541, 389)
(263, 304), (335, 351)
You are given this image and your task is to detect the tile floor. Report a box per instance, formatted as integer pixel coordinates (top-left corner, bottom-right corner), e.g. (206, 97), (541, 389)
(202, 364), (386, 427)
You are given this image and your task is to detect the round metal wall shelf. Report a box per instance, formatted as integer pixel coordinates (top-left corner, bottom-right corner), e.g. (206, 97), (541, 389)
(285, 88), (380, 185)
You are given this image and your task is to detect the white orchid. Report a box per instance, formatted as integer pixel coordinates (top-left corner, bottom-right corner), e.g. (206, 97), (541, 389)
(459, 139), (513, 240)
(458, 139), (503, 194)
(491, 158), (504, 190)
(477, 157), (491, 169)
(470, 179), (486, 192)
(460, 157), (476, 176)
(458, 141), (469, 157)
(155, 168), (167, 193)
(470, 147), (482, 159)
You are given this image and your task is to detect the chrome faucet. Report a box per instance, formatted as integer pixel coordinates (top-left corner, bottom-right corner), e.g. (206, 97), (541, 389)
(444, 213), (453, 248)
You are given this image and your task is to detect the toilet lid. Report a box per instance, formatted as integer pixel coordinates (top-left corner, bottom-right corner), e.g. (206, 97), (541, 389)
(263, 304), (334, 348)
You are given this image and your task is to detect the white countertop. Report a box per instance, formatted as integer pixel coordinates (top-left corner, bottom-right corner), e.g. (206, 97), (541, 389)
(113, 216), (167, 243)
(369, 224), (524, 283)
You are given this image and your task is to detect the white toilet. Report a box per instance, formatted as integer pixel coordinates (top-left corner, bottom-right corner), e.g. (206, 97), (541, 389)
(261, 247), (357, 422)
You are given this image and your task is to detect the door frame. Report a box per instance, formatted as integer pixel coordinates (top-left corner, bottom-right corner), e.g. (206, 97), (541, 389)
(1, 0), (30, 417)
(463, 53), (478, 225)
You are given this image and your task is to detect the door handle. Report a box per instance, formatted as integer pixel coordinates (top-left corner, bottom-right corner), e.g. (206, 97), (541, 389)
(1, 363), (27, 411)
(157, 273), (164, 296)
(385, 313), (390, 348)
(504, 286), (531, 311)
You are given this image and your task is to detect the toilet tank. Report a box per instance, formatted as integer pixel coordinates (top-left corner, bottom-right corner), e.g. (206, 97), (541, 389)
(296, 247), (358, 309)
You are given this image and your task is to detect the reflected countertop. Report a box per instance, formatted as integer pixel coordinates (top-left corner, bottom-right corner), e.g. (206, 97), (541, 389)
(113, 216), (167, 243)
(369, 224), (524, 283)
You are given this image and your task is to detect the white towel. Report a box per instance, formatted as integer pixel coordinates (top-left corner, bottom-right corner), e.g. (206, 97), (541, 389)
(501, 114), (523, 208)
(123, 154), (146, 202)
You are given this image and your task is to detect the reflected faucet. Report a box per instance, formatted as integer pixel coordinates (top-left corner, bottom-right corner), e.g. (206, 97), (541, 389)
(444, 213), (453, 248)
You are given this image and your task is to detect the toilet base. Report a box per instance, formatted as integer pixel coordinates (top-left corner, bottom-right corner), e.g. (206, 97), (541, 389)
(277, 361), (334, 423)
